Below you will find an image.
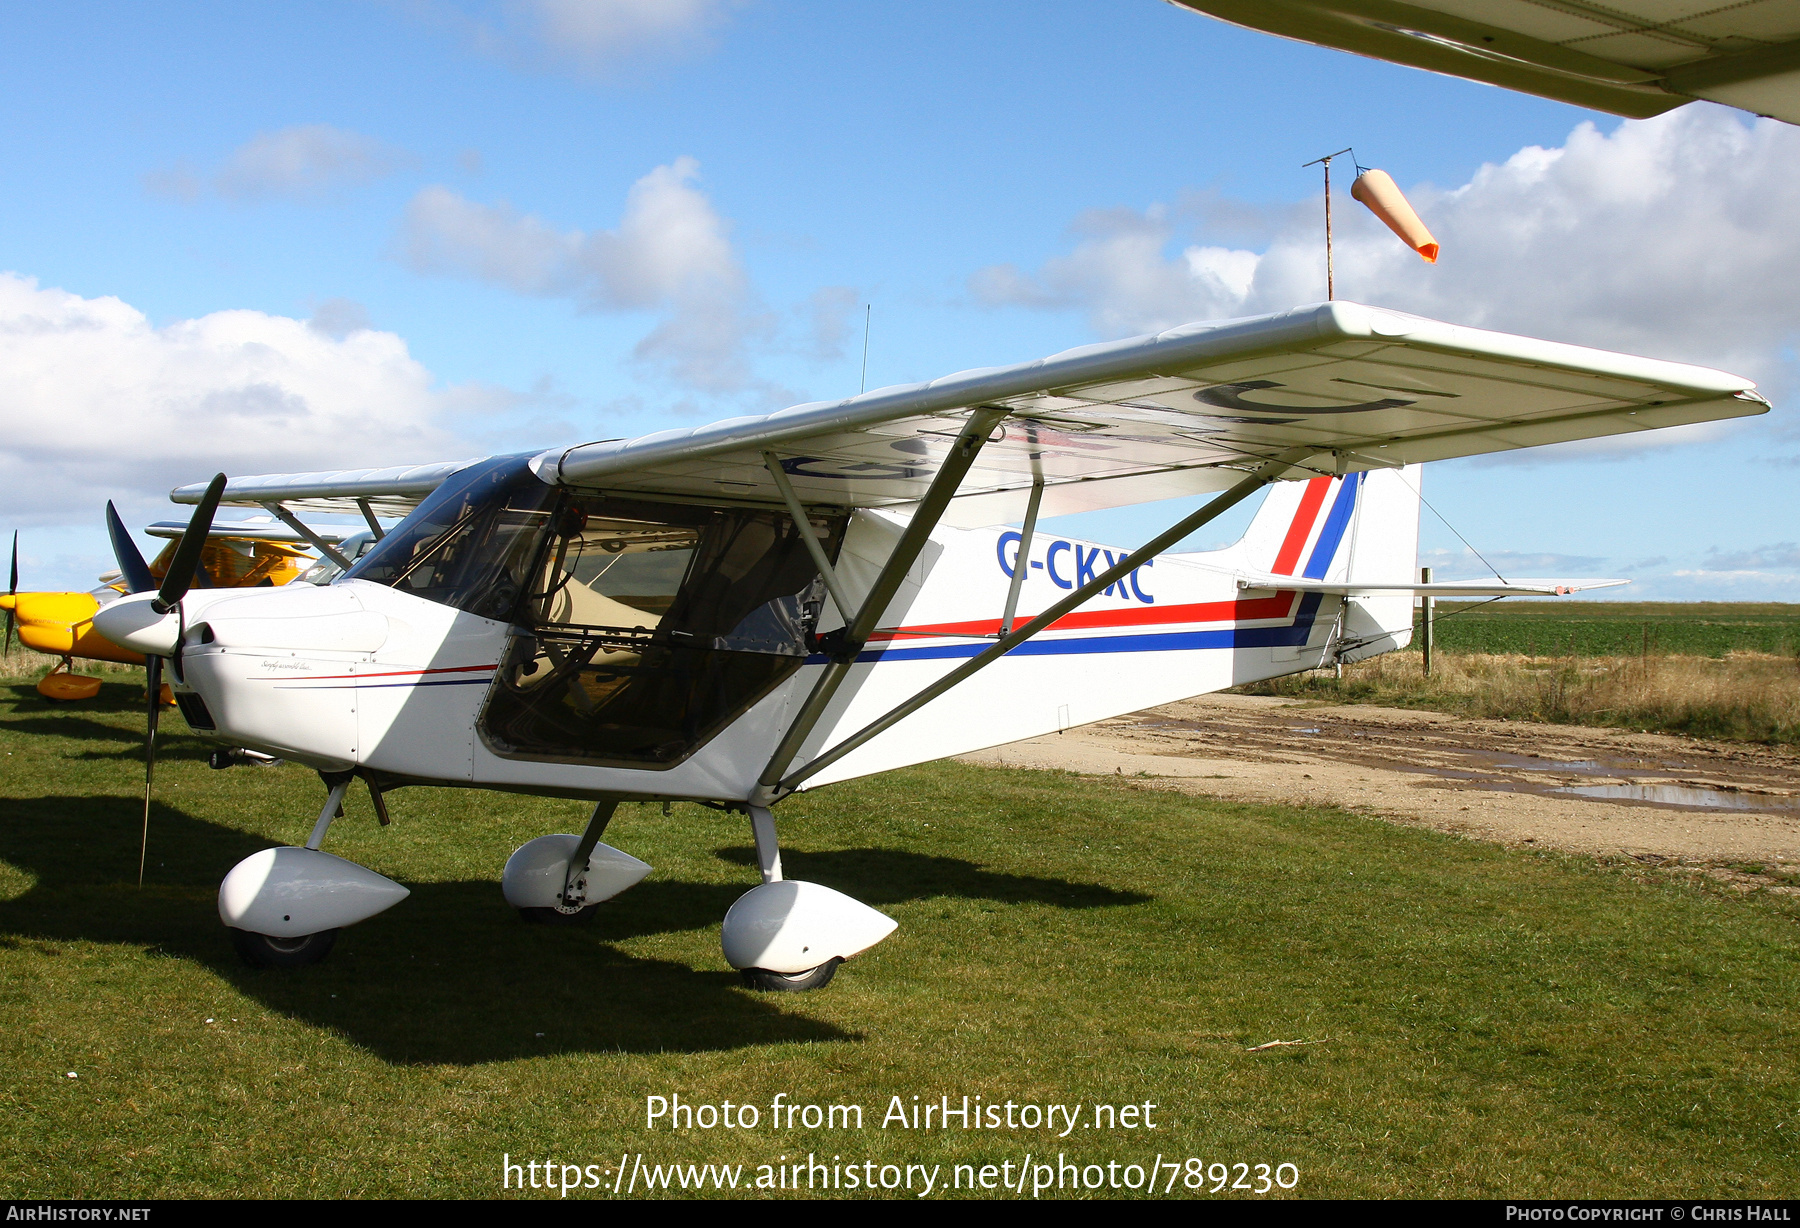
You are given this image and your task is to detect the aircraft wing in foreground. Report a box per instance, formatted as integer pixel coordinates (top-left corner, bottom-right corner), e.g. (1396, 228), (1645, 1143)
(103, 301), (1762, 988)
(1166, 0), (1800, 125)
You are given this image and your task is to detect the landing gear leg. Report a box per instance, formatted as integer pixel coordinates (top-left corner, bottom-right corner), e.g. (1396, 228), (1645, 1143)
(505, 801), (649, 925)
(724, 803), (890, 992)
(748, 804), (782, 883)
(304, 772), (354, 850)
(517, 800), (617, 925)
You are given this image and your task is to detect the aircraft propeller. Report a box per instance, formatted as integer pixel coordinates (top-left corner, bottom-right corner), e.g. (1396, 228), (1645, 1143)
(4, 531), (16, 658)
(104, 502), (157, 596)
(106, 474), (227, 887)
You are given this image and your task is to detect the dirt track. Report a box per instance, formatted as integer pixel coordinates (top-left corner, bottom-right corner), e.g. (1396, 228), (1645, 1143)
(958, 694), (1800, 881)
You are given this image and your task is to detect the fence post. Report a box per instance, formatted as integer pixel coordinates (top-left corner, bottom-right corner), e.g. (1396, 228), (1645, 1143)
(1420, 565), (1434, 678)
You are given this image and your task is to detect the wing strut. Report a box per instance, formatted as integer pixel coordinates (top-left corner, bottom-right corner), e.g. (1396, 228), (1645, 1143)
(774, 450), (1309, 797)
(260, 502), (352, 570)
(1001, 423), (1046, 636)
(754, 407), (1010, 802)
(356, 499), (387, 540)
(762, 451), (854, 622)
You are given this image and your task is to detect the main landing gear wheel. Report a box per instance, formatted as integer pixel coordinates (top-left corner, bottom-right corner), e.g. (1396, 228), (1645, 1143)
(229, 927), (338, 969)
(740, 957), (842, 993)
(516, 904), (597, 925)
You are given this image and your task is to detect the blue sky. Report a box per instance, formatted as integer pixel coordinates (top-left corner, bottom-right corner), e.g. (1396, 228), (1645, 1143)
(4, 1), (1798, 599)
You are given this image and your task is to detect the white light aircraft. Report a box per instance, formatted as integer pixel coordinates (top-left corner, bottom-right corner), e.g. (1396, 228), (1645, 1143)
(94, 302), (1766, 989)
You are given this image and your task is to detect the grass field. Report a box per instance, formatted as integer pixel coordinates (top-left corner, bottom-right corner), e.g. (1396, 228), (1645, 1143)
(3, 667), (1800, 1198)
(1233, 602), (1800, 745)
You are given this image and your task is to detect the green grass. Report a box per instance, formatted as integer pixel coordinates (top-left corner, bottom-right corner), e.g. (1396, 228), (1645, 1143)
(1420, 601), (1800, 659)
(3, 671), (1800, 1198)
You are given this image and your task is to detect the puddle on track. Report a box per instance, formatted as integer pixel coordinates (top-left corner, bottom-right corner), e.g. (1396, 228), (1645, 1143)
(1555, 783), (1800, 810)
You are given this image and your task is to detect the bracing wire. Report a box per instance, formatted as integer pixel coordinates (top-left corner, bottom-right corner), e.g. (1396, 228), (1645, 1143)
(1394, 469), (1510, 584)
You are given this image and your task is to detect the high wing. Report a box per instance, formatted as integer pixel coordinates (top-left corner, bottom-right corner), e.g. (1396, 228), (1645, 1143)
(174, 303), (1765, 524)
(144, 519), (359, 544)
(171, 460), (486, 519)
(1166, 0), (1800, 124)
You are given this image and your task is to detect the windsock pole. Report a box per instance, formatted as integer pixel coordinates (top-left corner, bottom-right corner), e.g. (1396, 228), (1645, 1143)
(1303, 147), (1353, 300)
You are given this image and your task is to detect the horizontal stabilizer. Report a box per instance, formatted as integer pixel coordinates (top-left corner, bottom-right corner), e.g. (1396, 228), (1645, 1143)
(1235, 576), (1630, 597)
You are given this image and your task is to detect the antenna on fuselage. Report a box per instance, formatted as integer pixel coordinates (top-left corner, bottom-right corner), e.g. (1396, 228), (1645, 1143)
(859, 303), (871, 395)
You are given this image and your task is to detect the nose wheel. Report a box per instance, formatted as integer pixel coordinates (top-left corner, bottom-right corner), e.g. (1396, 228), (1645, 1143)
(741, 957), (842, 993)
(230, 927), (338, 968)
(218, 774), (410, 969)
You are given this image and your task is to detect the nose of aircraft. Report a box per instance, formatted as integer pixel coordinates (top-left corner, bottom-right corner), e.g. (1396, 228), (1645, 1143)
(92, 591), (181, 656)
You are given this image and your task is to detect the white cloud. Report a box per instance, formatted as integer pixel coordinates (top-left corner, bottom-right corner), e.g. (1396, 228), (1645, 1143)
(399, 157), (768, 391)
(1703, 542), (1800, 569)
(308, 297), (374, 339)
(973, 105), (1800, 405)
(0, 273), (467, 523)
(523, 0), (734, 71)
(413, 0), (737, 78)
(147, 124), (413, 203)
(800, 286), (860, 362)
(1418, 547), (1608, 580)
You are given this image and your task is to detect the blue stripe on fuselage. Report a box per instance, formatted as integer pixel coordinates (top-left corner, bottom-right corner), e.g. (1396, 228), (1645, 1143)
(1303, 471), (1361, 580)
(823, 593), (1327, 664)
(812, 474), (1360, 667)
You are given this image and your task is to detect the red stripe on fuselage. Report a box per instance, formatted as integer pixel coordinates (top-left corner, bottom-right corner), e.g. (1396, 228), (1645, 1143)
(867, 592), (1301, 642)
(283, 663), (499, 682)
(1271, 476), (1332, 576)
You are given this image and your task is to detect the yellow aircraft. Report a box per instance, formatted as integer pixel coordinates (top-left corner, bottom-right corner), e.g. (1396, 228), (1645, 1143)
(3, 518), (365, 701)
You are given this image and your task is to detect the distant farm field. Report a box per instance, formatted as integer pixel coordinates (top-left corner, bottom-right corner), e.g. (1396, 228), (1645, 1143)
(3, 667), (1800, 1199)
(1420, 601), (1800, 659)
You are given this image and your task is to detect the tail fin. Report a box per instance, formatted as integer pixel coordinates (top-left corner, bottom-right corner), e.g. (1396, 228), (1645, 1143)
(1198, 465), (1423, 660)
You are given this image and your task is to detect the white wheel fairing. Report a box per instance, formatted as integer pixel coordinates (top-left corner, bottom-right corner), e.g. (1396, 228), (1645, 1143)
(720, 880), (897, 973)
(218, 847), (410, 938)
(501, 834), (652, 909)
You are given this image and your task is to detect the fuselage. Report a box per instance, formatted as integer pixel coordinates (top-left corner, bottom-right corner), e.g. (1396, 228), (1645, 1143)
(129, 465), (1401, 803)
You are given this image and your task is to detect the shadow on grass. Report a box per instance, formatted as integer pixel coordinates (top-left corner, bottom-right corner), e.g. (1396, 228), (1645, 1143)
(0, 794), (854, 1063)
(715, 846), (1152, 909)
(1, 679), (147, 716)
(2, 723), (220, 767)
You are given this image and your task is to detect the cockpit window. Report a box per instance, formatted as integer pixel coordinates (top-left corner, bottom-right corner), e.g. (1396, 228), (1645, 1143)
(296, 531), (378, 586)
(480, 493), (846, 768)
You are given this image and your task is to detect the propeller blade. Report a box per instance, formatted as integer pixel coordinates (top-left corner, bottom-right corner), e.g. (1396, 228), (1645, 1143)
(6, 531), (16, 657)
(105, 503), (157, 595)
(140, 654), (162, 888)
(152, 473), (226, 616)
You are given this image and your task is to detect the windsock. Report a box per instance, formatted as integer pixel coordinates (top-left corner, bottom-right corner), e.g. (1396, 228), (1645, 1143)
(1350, 169), (1439, 263)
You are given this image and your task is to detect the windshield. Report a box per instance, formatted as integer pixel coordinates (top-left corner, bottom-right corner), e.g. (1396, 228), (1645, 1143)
(344, 456), (558, 620)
